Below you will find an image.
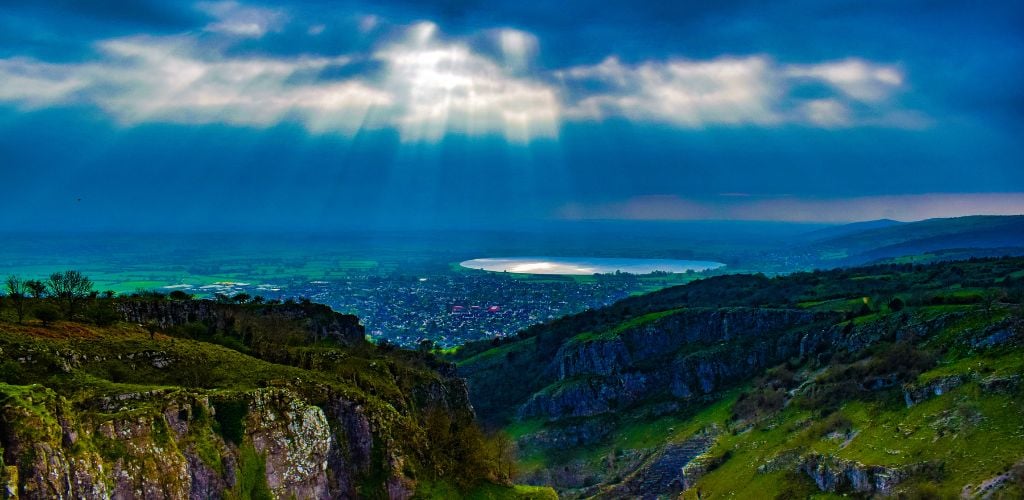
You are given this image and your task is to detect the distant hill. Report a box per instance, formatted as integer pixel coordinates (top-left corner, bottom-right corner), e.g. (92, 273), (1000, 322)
(797, 218), (903, 242)
(808, 215), (1024, 265)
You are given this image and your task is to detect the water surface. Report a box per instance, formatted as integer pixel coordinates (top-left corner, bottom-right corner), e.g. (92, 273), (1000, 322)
(460, 257), (724, 275)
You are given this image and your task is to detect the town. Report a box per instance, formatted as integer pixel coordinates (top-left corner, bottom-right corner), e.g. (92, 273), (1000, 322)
(292, 271), (693, 348)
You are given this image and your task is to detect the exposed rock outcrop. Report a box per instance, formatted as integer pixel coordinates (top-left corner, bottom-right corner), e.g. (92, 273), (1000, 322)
(799, 453), (940, 496)
(0, 384), (418, 499)
(518, 373), (649, 420)
(518, 308), (835, 422)
(903, 375), (966, 407)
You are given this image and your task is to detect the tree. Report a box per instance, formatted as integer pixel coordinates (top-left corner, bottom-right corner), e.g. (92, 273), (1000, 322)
(33, 303), (61, 326)
(143, 322), (161, 340)
(5, 275), (28, 323)
(983, 288), (1007, 318)
(232, 293), (251, 304)
(47, 270), (93, 318)
(490, 431), (519, 483)
(86, 303), (120, 326)
(168, 290), (192, 301)
(25, 280), (47, 299)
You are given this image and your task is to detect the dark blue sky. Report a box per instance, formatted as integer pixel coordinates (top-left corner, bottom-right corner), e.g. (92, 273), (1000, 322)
(1, 0), (1022, 230)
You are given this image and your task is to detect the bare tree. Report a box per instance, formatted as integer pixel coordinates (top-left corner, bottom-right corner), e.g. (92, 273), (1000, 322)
(5, 275), (28, 323)
(47, 270), (93, 318)
(25, 280), (47, 299)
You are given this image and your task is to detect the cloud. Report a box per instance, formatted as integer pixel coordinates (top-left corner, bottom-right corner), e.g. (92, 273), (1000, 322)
(560, 56), (912, 128)
(358, 14), (380, 34)
(0, 58), (88, 106)
(375, 22), (559, 142)
(558, 193), (1024, 223)
(0, 9), (921, 141)
(785, 58), (902, 103)
(0, 23), (558, 142)
(495, 28), (539, 71)
(801, 99), (851, 127)
(196, 1), (286, 38)
(0, 36), (390, 133)
(561, 56), (783, 126)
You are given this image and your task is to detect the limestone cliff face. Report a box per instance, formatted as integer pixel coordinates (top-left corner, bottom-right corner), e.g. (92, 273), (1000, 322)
(115, 300), (365, 345)
(798, 453), (940, 496)
(0, 385), (417, 500)
(519, 308), (836, 422)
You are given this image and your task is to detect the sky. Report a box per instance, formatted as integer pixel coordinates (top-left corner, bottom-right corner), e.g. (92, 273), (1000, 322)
(0, 0), (1022, 230)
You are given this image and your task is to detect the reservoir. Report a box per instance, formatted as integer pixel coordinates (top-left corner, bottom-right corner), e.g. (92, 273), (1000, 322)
(460, 257), (725, 275)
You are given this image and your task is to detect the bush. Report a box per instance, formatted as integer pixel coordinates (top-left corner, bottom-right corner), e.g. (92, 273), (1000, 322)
(795, 342), (935, 411)
(732, 387), (786, 422)
(33, 304), (61, 326)
(86, 304), (120, 326)
(808, 411), (853, 438)
(167, 322), (210, 340)
(168, 290), (192, 301)
(0, 360), (26, 384)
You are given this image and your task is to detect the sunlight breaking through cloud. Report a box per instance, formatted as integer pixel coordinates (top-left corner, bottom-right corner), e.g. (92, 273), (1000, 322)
(376, 22), (559, 142)
(0, 13), (921, 141)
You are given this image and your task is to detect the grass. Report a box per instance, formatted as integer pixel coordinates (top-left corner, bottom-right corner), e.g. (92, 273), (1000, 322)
(227, 445), (273, 500)
(455, 336), (535, 367)
(493, 301), (1023, 497)
(562, 308), (685, 346)
(505, 418), (546, 440)
(918, 346), (1024, 384)
(0, 310), (524, 497)
(416, 481), (558, 499)
(686, 347), (1024, 498)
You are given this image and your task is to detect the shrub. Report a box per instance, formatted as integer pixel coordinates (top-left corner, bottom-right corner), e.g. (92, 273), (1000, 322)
(33, 303), (61, 326)
(808, 411), (853, 438)
(86, 304), (120, 326)
(732, 387), (786, 422)
(168, 290), (192, 300)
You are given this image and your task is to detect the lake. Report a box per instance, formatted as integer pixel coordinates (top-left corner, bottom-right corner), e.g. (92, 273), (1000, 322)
(459, 257), (725, 275)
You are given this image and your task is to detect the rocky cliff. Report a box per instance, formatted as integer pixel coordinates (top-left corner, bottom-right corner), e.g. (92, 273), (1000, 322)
(0, 299), (505, 500)
(0, 383), (417, 499)
(516, 308), (837, 422)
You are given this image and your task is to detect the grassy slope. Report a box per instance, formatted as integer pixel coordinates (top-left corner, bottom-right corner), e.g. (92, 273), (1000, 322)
(454, 256), (1024, 496)
(686, 344), (1024, 498)
(502, 306), (1024, 498)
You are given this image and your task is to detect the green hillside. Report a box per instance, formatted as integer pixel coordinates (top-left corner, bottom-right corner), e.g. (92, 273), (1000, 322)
(453, 257), (1024, 498)
(0, 293), (553, 499)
